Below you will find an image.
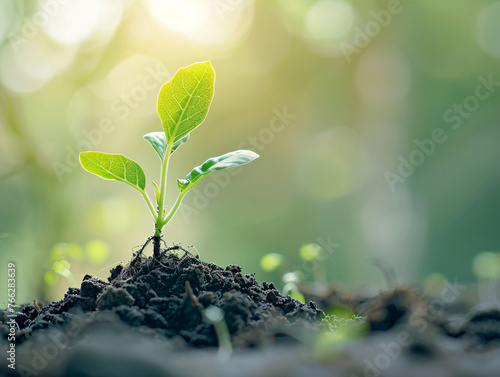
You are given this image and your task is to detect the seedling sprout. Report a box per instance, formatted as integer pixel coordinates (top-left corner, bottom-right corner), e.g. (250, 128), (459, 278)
(79, 61), (259, 263)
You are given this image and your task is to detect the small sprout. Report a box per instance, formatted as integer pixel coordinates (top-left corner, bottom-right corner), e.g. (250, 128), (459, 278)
(290, 290), (306, 303)
(52, 260), (76, 286)
(203, 305), (232, 360)
(299, 242), (328, 284)
(79, 61), (259, 262)
(283, 282), (305, 303)
(260, 253), (284, 272)
(282, 271), (303, 284)
(299, 243), (323, 261)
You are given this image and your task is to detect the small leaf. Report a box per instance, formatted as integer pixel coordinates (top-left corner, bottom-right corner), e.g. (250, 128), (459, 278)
(52, 260), (71, 278)
(80, 152), (146, 192)
(177, 150), (259, 191)
(144, 132), (167, 160)
(157, 61), (215, 144)
(144, 132), (190, 159)
(151, 180), (161, 205)
(282, 271), (303, 284)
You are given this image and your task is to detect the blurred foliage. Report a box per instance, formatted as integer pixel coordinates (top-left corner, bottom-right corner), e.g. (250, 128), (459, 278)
(1, 0), (500, 303)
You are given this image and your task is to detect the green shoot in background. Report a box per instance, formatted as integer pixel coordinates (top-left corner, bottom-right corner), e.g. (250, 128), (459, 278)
(79, 61), (259, 262)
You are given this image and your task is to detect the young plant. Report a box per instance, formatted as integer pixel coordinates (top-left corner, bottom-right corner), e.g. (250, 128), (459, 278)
(79, 61), (259, 262)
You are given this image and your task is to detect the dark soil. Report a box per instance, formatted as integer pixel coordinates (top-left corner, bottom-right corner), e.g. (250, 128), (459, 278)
(5, 248), (324, 348)
(2, 247), (500, 377)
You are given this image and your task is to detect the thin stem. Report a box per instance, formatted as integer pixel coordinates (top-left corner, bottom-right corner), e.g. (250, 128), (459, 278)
(156, 142), (174, 233)
(162, 189), (188, 226)
(140, 190), (157, 221)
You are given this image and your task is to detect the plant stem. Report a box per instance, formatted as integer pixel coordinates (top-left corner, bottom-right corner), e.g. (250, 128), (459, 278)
(162, 189), (188, 225)
(140, 190), (157, 221)
(157, 142), (173, 225)
(152, 231), (161, 265)
(152, 142), (173, 263)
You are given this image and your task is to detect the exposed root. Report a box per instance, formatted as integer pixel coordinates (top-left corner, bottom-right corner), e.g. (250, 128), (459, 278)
(115, 239), (193, 282)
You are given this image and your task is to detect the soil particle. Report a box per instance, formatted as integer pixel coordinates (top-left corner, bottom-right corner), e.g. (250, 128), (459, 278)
(80, 274), (108, 299)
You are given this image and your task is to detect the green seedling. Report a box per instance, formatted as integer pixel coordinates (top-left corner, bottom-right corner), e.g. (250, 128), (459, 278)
(203, 305), (232, 360)
(79, 61), (259, 262)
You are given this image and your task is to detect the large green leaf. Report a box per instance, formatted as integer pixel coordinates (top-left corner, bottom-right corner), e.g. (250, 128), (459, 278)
(80, 152), (146, 192)
(157, 61), (215, 144)
(143, 132), (190, 160)
(177, 150), (259, 191)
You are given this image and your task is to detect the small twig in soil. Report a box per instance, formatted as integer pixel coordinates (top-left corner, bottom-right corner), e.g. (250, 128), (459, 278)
(184, 281), (198, 306)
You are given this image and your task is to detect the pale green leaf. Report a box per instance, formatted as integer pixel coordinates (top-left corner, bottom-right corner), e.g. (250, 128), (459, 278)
(151, 180), (161, 205)
(177, 150), (259, 191)
(144, 132), (190, 160)
(143, 132), (166, 159)
(52, 260), (71, 278)
(80, 152), (146, 192)
(157, 61), (215, 144)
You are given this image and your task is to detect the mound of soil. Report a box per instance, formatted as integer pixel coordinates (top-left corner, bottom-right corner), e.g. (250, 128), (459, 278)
(2, 247), (500, 377)
(6, 248), (324, 348)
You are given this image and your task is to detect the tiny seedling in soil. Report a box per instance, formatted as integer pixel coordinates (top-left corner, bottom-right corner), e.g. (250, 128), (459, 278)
(79, 61), (259, 263)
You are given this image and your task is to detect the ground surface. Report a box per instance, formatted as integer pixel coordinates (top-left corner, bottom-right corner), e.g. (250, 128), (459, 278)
(1, 248), (500, 376)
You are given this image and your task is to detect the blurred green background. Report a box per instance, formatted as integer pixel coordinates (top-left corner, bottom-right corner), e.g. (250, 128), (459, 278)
(1, 0), (500, 303)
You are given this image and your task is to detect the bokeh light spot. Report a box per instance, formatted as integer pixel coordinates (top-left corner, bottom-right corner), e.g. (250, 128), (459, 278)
(473, 252), (500, 280)
(86, 239), (110, 265)
(260, 253), (284, 272)
(305, 0), (355, 41)
(475, 2), (500, 58)
(42, 0), (104, 46)
(146, 0), (254, 45)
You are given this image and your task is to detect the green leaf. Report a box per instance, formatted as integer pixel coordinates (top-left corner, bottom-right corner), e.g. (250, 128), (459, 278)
(151, 180), (161, 205)
(143, 132), (166, 160)
(177, 150), (259, 191)
(157, 61), (215, 144)
(80, 152), (146, 192)
(144, 132), (190, 160)
(52, 260), (72, 278)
